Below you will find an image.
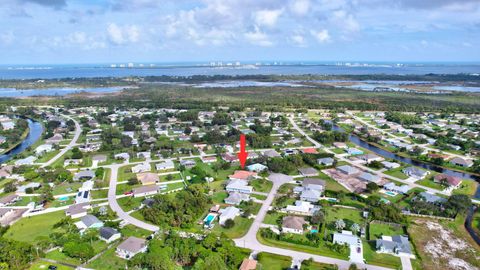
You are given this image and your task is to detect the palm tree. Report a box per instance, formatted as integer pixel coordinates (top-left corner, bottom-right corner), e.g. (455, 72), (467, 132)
(335, 219), (345, 231)
(350, 223), (360, 235)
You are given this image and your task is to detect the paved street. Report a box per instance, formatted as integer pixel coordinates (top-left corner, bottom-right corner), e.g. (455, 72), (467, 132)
(41, 115), (82, 168)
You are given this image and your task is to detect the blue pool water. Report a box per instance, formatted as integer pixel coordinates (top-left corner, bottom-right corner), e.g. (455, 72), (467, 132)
(58, 196), (69, 201)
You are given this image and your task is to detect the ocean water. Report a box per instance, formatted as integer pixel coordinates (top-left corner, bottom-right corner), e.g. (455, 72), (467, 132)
(1, 62), (479, 79)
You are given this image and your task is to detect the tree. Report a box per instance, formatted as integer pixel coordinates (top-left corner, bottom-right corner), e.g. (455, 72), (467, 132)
(63, 241), (94, 260)
(95, 167), (105, 179)
(335, 219), (346, 231)
(71, 147), (83, 159)
(223, 219), (235, 229)
(447, 194), (471, 214)
(128, 177), (139, 185)
(350, 223), (360, 235)
(311, 210), (325, 225)
(366, 182), (379, 193)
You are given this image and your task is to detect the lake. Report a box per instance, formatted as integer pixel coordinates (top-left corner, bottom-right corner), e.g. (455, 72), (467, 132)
(0, 86), (129, 97)
(0, 118), (43, 163)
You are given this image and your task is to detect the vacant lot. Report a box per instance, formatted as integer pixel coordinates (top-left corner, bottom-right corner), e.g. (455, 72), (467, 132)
(256, 252), (292, 270)
(408, 218), (480, 270)
(5, 210), (64, 243)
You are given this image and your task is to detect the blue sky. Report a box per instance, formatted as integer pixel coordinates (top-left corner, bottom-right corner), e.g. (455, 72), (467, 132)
(1, 0), (479, 64)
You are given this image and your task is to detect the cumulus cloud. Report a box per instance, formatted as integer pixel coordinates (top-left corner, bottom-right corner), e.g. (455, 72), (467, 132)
(244, 27), (274, 46)
(289, 0), (310, 16)
(254, 9), (283, 28)
(310, 29), (331, 43)
(107, 23), (140, 45)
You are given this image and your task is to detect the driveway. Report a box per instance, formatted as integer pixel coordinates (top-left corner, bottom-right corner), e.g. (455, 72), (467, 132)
(41, 115), (81, 168)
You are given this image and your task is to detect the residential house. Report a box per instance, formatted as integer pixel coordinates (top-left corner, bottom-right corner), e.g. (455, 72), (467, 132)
(116, 237), (148, 259)
(0, 194), (19, 207)
(201, 156), (217, 163)
(376, 235), (413, 257)
(381, 161), (400, 170)
(317, 157), (334, 166)
(226, 179), (252, 194)
(416, 192), (447, 204)
(64, 159), (82, 167)
(73, 170), (95, 181)
(35, 144), (53, 156)
(225, 192), (250, 205)
(136, 151), (151, 159)
(75, 215), (104, 231)
(346, 148), (364, 155)
(285, 200), (318, 215)
(114, 153), (130, 160)
(246, 163), (268, 172)
(131, 162), (151, 173)
(137, 173), (159, 185)
(358, 154), (383, 163)
(133, 185), (161, 198)
(333, 230), (361, 247)
(383, 183), (411, 194)
(263, 149), (281, 158)
(402, 167), (430, 180)
(298, 167), (318, 177)
(156, 160), (175, 171)
(433, 174), (462, 188)
(337, 165), (359, 175)
(282, 216), (307, 234)
(239, 259), (257, 270)
(65, 203), (90, 219)
(218, 206), (240, 226)
(180, 159), (196, 169)
(358, 172), (381, 183)
(99, 227), (121, 243)
(14, 156), (37, 166)
(297, 178), (325, 202)
(229, 170), (257, 181)
(75, 190), (91, 204)
(46, 133), (63, 144)
(449, 157), (474, 168)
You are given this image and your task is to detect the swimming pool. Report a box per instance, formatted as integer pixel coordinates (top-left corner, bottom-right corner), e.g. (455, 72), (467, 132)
(203, 213), (217, 226)
(58, 196), (69, 201)
(385, 191), (397, 196)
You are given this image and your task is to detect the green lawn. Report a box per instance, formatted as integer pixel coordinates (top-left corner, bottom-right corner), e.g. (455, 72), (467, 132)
(90, 189), (108, 199)
(5, 210), (65, 243)
(301, 261), (339, 270)
(52, 182), (82, 195)
(256, 252), (292, 270)
(251, 193), (267, 200)
(257, 230), (348, 260)
(120, 224), (152, 238)
(44, 249), (81, 266)
(30, 260), (74, 270)
(368, 222), (405, 240)
(117, 196), (144, 212)
(164, 181), (185, 191)
(250, 178), (273, 193)
(384, 167), (409, 180)
(86, 243), (128, 270)
(212, 216), (253, 238)
(416, 178), (443, 190)
(263, 211), (285, 225)
(452, 180), (478, 196)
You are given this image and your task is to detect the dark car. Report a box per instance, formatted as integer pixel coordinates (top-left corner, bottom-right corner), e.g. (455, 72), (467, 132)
(48, 266), (57, 270)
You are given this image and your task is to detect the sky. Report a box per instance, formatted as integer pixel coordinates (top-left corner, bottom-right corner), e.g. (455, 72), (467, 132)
(0, 0), (479, 64)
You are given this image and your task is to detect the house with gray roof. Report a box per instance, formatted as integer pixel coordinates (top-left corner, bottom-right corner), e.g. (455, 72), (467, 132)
(73, 170), (95, 181)
(224, 192), (250, 205)
(317, 157), (334, 166)
(337, 165), (359, 175)
(416, 192), (446, 204)
(116, 236), (148, 259)
(376, 235), (413, 257)
(449, 157), (474, 168)
(402, 166), (430, 180)
(100, 227), (121, 243)
(358, 172), (381, 183)
(298, 167), (318, 177)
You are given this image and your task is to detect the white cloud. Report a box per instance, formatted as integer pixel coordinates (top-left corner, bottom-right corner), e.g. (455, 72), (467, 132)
(289, 0), (310, 16)
(254, 9), (283, 28)
(290, 33), (307, 47)
(331, 10), (360, 33)
(310, 29), (331, 43)
(0, 31), (14, 45)
(67, 32), (87, 44)
(244, 27), (274, 46)
(107, 23), (140, 45)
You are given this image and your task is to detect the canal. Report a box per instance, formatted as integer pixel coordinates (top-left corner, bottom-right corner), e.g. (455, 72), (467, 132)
(332, 125), (480, 199)
(0, 118), (43, 163)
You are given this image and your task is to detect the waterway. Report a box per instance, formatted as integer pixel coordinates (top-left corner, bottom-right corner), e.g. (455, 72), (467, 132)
(332, 125), (480, 199)
(0, 118), (43, 163)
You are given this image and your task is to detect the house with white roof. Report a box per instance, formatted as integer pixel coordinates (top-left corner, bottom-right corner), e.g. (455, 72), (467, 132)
(218, 206), (240, 226)
(131, 162), (151, 174)
(226, 179), (252, 194)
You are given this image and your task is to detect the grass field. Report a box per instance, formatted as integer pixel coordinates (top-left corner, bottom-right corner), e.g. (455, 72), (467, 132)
(212, 216), (253, 238)
(256, 252), (292, 270)
(362, 241), (402, 269)
(29, 260), (74, 270)
(5, 210), (65, 243)
(86, 243), (128, 270)
(250, 178), (273, 193)
(368, 222), (405, 240)
(384, 167), (409, 180)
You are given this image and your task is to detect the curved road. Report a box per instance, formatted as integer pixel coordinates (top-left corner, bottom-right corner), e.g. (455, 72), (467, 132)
(41, 115), (82, 168)
(107, 164), (160, 232)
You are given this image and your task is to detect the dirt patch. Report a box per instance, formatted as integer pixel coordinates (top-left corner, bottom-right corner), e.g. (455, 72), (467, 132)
(409, 219), (480, 270)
